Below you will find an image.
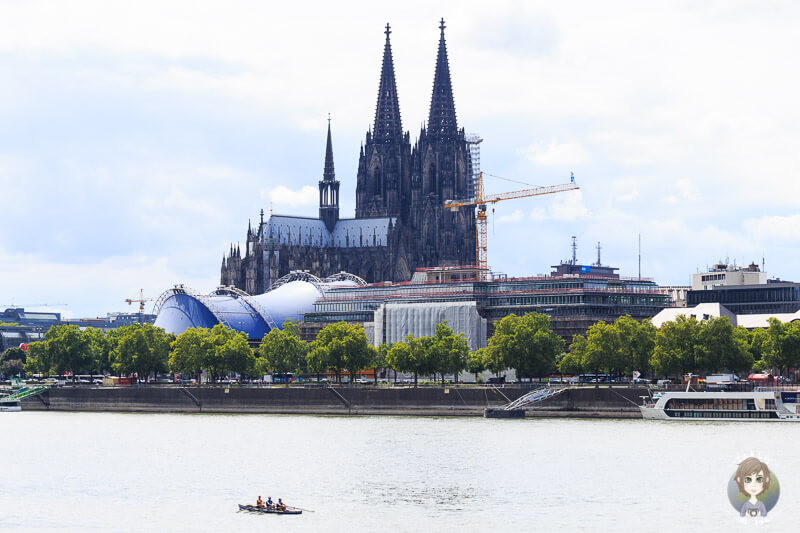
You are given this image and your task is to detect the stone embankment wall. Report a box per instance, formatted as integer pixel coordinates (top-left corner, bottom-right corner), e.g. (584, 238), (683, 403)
(21, 385), (646, 418)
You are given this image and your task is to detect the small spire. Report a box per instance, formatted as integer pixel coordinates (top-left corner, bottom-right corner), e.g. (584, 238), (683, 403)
(323, 116), (336, 182)
(260, 208), (264, 225)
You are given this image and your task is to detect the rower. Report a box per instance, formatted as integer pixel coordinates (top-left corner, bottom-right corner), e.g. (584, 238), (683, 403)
(277, 498), (286, 511)
(266, 496), (274, 509)
(256, 496), (264, 508)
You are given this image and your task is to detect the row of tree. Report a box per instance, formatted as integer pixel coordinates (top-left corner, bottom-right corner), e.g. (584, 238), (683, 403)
(558, 315), (800, 379)
(6, 311), (797, 383)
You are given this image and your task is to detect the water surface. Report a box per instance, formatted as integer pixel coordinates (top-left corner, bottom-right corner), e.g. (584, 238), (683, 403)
(2, 412), (798, 531)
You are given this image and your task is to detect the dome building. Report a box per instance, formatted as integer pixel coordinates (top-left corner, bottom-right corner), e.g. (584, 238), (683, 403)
(153, 272), (365, 340)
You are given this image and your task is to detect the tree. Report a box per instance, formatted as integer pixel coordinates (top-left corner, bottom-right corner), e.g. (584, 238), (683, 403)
(170, 327), (209, 377)
(558, 335), (586, 375)
(110, 324), (173, 380)
(615, 316), (656, 377)
(1, 347), (26, 365)
(765, 318), (800, 378)
(84, 327), (112, 376)
(428, 322), (469, 384)
(205, 324), (251, 381)
(386, 334), (430, 386)
(373, 343), (391, 384)
(582, 321), (622, 380)
(729, 326), (756, 373)
(1, 358), (24, 377)
(651, 316), (701, 377)
(748, 328), (773, 366)
(466, 348), (487, 382)
(486, 313), (564, 381)
(312, 322), (376, 383)
(258, 322), (307, 381)
(44, 325), (93, 378)
(219, 330), (255, 377)
(24, 341), (51, 375)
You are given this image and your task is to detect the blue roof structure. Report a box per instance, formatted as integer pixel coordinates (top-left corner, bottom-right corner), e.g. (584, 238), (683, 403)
(153, 276), (361, 339)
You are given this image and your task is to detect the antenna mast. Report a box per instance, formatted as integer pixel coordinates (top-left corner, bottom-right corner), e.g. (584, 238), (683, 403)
(638, 234), (641, 280)
(571, 236), (577, 265)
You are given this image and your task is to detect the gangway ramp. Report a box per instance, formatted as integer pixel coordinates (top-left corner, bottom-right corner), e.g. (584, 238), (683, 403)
(0, 385), (49, 403)
(484, 385), (570, 418)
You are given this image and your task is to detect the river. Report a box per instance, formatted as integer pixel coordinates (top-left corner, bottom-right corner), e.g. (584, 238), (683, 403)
(2, 412), (798, 531)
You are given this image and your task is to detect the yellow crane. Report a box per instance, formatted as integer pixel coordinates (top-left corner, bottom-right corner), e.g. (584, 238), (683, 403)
(445, 172), (580, 277)
(125, 289), (153, 324)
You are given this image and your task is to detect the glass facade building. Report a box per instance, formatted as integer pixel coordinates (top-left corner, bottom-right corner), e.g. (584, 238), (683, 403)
(303, 264), (670, 342)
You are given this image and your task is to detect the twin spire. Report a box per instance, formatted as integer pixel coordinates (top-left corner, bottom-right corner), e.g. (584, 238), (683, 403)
(372, 19), (457, 143)
(373, 23), (404, 143)
(428, 18), (458, 139)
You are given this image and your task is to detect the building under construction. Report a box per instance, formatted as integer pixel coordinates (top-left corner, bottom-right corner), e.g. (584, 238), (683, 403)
(300, 253), (670, 347)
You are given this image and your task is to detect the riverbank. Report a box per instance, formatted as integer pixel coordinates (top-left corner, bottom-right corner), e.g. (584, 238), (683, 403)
(19, 385), (646, 418)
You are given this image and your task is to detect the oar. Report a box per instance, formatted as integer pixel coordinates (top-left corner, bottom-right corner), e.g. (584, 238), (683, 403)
(288, 506), (315, 512)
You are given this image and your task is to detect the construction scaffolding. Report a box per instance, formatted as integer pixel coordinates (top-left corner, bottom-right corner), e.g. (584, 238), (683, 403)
(465, 133), (482, 201)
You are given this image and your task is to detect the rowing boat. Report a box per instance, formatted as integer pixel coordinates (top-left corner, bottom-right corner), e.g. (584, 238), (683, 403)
(238, 504), (302, 515)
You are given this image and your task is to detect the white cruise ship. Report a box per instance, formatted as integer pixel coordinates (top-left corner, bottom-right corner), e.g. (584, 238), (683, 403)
(640, 390), (800, 421)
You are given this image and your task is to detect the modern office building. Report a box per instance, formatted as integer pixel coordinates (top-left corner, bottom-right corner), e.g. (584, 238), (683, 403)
(302, 259), (670, 347)
(686, 262), (800, 315)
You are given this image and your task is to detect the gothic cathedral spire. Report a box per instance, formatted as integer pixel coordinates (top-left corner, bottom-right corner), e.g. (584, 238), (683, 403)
(356, 22), (411, 219)
(373, 23), (403, 143)
(319, 115), (340, 232)
(428, 18), (458, 140)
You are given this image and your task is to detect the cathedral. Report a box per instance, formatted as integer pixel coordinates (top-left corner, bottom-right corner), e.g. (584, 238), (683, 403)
(221, 20), (477, 295)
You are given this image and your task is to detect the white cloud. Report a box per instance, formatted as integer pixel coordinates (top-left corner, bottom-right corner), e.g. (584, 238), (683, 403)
(525, 141), (590, 167)
(263, 185), (318, 208)
(497, 209), (524, 223)
(529, 189), (589, 221)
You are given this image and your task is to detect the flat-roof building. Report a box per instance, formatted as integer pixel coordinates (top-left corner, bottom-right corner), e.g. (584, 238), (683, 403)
(303, 259), (670, 347)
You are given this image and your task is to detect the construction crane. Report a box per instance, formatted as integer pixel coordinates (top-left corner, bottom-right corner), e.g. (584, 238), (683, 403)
(445, 171), (580, 277)
(125, 289), (153, 324)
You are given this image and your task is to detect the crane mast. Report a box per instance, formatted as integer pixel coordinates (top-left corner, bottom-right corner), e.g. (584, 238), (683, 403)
(445, 172), (580, 277)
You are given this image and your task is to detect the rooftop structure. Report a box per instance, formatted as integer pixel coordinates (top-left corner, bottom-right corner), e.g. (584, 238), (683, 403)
(686, 261), (800, 315)
(692, 261), (766, 290)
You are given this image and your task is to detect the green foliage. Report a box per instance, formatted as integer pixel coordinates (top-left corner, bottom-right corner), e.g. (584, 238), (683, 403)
(466, 348), (487, 379)
(24, 341), (51, 375)
(651, 315), (701, 377)
(207, 324), (253, 379)
(386, 334), (432, 385)
(486, 313), (564, 380)
(1, 346), (26, 365)
(170, 327), (208, 375)
(308, 322), (376, 382)
(764, 318), (800, 374)
(170, 324), (254, 381)
(43, 325), (93, 376)
(1, 358), (25, 377)
(110, 323), (174, 379)
(558, 337), (585, 375)
(748, 328), (772, 363)
(615, 316), (656, 375)
(258, 322), (307, 376)
(428, 322), (469, 382)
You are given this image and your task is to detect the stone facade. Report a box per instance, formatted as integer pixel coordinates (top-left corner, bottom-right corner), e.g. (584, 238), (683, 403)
(221, 20), (476, 294)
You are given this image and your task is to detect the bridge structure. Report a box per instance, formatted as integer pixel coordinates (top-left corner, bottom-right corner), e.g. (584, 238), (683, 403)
(484, 385), (570, 418)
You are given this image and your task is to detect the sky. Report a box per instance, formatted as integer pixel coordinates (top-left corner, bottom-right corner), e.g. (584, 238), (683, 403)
(2, 0), (800, 318)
